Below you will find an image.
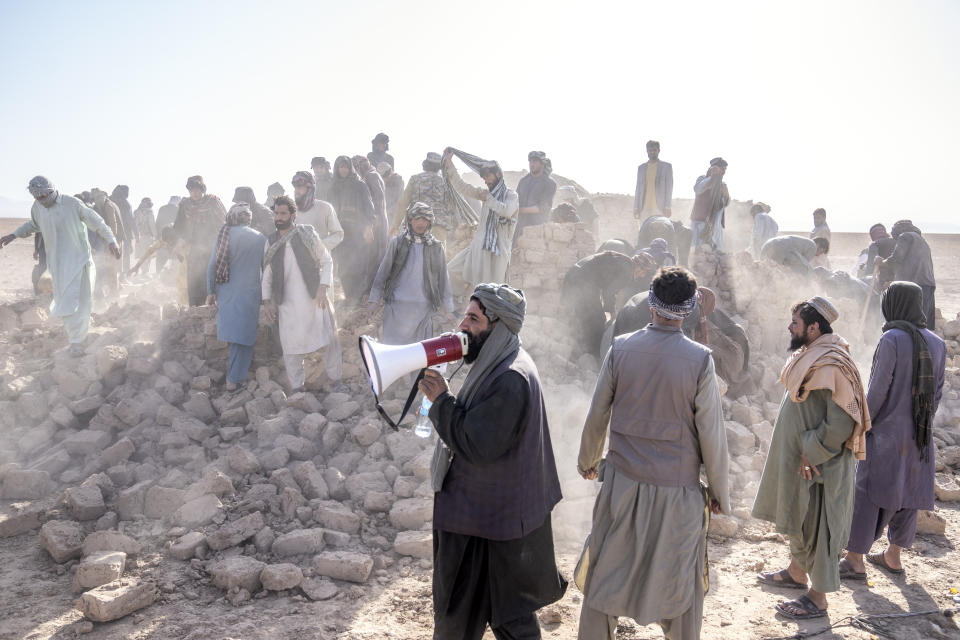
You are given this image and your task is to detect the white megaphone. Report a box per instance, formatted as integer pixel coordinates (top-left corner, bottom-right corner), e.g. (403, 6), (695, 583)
(359, 332), (470, 400)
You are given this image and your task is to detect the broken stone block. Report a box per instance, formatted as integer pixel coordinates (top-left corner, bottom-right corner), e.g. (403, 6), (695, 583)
(183, 468), (235, 502)
(173, 494), (222, 528)
(350, 420), (381, 447)
(116, 480), (154, 520)
(312, 550), (374, 583)
(209, 556), (267, 593)
(389, 498), (433, 531)
(260, 447), (290, 472)
(323, 468), (347, 500)
(206, 511), (265, 551)
(168, 531), (206, 560)
(257, 415), (293, 447)
(95, 511), (118, 531)
(271, 528), (326, 557)
(322, 421), (346, 452)
(62, 429), (112, 455)
(364, 491), (393, 513)
(77, 580), (156, 622)
(97, 345), (128, 378)
(163, 444), (207, 468)
(293, 462), (329, 500)
(260, 563), (303, 591)
(18, 391), (49, 421)
(281, 487), (307, 520)
(30, 449), (72, 477)
(144, 486), (186, 519)
(82, 530), (142, 557)
(323, 529), (350, 547)
(1, 468), (53, 499)
(69, 395), (104, 416)
(275, 434), (316, 461)
(724, 421), (755, 456)
(270, 468), (300, 493)
(99, 437), (135, 468)
(73, 551), (126, 592)
(934, 473), (960, 501)
(49, 405), (76, 428)
(182, 392), (216, 422)
(393, 530), (432, 559)
(385, 432), (424, 466)
(409, 450), (432, 480)
(0, 505), (43, 537)
(345, 471), (390, 502)
(40, 520), (84, 563)
(287, 392), (322, 413)
(113, 398), (143, 426)
(326, 401), (359, 422)
(227, 445), (261, 475)
(300, 576), (338, 601)
(312, 501), (361, 534)
(298, 413), (328, 440)
(254, 526), (275, 554)
(917, 509), (947, 535)
(708, 514), (739, 539)
(65, 485), (106, 521)
(173, 416), (215, 443)
(393, 475), (420, 499)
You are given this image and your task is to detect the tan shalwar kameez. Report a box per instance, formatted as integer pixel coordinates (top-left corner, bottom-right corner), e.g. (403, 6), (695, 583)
(575, 326), (730, 640)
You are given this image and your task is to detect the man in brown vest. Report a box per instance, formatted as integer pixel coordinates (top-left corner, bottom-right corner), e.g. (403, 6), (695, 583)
(418, 283), (566, 639)
(576, 266), (730, 640)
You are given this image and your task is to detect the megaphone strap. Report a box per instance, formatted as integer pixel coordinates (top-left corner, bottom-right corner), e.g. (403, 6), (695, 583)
(374, 369), (427, 431)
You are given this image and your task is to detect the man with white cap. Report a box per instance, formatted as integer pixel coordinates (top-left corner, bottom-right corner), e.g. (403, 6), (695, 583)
(0, 176), (120, 356)
(753, 296), (870, 620)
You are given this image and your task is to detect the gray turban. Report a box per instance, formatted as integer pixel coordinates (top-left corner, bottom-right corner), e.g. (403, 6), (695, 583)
(471, 283), (526, 335)
(28, 176), (55, 197)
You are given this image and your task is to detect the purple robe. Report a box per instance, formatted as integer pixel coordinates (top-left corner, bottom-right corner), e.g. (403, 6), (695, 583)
(855, 328), (945, 512)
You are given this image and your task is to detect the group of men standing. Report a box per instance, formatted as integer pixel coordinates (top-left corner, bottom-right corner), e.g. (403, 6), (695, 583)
(2, 130), (949, 640)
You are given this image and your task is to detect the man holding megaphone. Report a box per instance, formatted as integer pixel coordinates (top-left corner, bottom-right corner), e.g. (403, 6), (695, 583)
(416, 283), (567, 639)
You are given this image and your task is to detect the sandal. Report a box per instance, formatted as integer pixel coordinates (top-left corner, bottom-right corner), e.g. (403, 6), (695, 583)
(775, 595), (827, 620)
(838, 557), (866, 581)
(867, 551), (904, 575)
(757, 569), (807, 589)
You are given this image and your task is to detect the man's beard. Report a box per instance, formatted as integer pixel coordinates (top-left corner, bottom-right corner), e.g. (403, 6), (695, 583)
(788, 334), (807, 351)
(275, 220), (292, 230)
(463, 327), (493, 364)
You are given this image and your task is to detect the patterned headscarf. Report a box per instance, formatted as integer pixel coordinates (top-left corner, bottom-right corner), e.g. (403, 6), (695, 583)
(648, 283), (697, 320)
(213, 203), (252, 284)
(292, 171), (316, 212)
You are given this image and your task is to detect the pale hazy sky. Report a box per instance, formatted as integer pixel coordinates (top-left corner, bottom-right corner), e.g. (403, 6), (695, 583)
(1, 0), (958, 232)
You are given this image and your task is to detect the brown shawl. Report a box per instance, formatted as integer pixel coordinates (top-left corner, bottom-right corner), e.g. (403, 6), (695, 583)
(780, 333), (871, 460)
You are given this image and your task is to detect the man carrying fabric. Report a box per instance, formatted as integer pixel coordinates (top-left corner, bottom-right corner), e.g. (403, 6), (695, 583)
(576, 266), (729, 640)
(516, 150), (557, 236)
(205, 203), (267, 391)
(392, 152), (458, 243)
(633, 140), (673, 220)
(753, 297), (870, 620)
(175, 175), (227, 306)
(880, 219), (937, 330)
(443, 149), (519, 290)
(0, 177), (120, 356)
(368, 202), (455, 346)
(263, 195), (341, 392)
(750, 203), (778, 256)
(690, 158), (729, 250)
(290, 171), (344, 252)
(418, 283), (566, 639)
(841, 282), (945, 579)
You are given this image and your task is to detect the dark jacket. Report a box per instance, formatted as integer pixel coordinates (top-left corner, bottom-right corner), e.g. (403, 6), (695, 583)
(431, 348), (562, 541)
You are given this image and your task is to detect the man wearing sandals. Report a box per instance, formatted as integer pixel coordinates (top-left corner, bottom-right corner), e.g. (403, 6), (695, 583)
(841, 282), (945, 579)
(753, 297), (870, 620)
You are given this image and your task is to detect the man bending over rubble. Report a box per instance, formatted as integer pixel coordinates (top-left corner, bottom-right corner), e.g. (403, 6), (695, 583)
(418, 283), (566, 639)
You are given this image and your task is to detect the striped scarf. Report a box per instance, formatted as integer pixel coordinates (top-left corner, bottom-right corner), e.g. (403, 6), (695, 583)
(214, 203), (253, 284)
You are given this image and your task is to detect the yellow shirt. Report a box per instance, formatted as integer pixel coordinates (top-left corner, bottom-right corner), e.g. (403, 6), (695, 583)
(641, 161), (659, 215)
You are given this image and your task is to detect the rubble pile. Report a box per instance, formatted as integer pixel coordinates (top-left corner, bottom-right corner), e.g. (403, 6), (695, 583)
(0, 284), (442, 627)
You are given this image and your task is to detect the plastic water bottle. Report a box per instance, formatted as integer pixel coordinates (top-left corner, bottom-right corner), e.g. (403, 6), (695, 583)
(414, 397), (433, 438)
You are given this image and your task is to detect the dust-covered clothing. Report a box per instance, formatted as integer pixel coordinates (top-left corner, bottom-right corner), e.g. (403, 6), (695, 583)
(760, 235), (818, 274)
(327, 171), (377, 302)
(752, 212), (779, 256)
(634, 159), (673, 217)
(690, 175), (727, 249)
(886, 231), (936, 328)
(811, 222), (832, 242)
(393, 170), (458, 234)
(383, 172), (404, 220)
(575, 325), (728, 639)
(444, 164), (519, 289)
(14, 194), (117, 344)
(174, 194), (226, 305)
(561, 252), (637, 358)
(297, 199), (344, 252)
(515, 171), (557, 234)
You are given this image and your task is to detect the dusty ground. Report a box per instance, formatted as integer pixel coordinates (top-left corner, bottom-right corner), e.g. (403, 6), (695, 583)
(1, 218), (958, 640)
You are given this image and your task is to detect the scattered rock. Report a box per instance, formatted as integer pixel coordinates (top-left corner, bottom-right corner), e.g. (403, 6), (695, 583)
(73, 551), (126, 592)
(272, 528), (326, 557)
(206, 511), (265, 551)
(917, 509), (947, 535)
(172, 494), (222, 528)
(77, 580), (156, 622)
(82, 531), (142, 557)
(209, 556), (267, 593)
(393, 530), (432, 559)
(312, 550), (374, 583)
(40, 520), (84, 563)
(300, 576), (338, 601)
(260, 563), (303, 591)
(65, 485), (106, 521)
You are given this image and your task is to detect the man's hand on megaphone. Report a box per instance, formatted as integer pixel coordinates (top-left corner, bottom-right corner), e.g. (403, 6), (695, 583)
(418, 368), (449, 402)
